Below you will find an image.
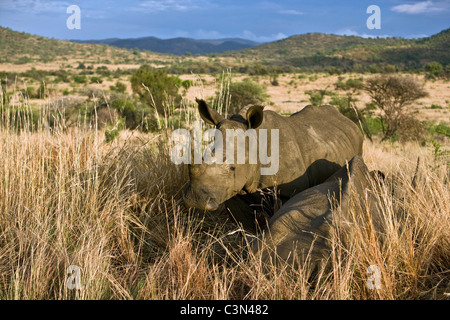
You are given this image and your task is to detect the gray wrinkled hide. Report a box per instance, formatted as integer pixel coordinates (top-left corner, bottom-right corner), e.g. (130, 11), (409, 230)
(184, 100), (364, 231)
(251, 155), (384, 268)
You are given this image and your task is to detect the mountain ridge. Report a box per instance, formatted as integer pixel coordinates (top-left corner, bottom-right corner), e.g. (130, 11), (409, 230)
(226, 28), (450, 71)
(1, 25), (448, 72)
(71, 36), (260, 55)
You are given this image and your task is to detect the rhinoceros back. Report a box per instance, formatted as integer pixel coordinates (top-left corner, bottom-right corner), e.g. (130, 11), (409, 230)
(257, 104), (363, 196)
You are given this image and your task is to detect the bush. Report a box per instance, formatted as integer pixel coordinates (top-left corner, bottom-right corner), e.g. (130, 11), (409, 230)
(105, 117), (125, 143)
(384, 64), (397, 73)
(110, 81), (126, 93)
(334, 78), (364, 91)
(73, 75), (88, 84)
(428, 122), (450, 138)
(364, 75), (428, 141)
(425, 61), (443, 78)
(96, 66), (111, 77)
(395, 115), (426, 143)
(90, 76), (103, 84)
(327, 67), (342, 75)
(345, 78), (364, 90)
(110, 96), (155, 130)
(130, 65), (181, 114)
(365, 115), (384, 136)
(76, 62), (86, 70)
(181, 79), (193, 91)
(228, 79), (267, 114)
(305, 88), (334, 106)
(20, 86), (36, 99)
(367, 64), (379, 74)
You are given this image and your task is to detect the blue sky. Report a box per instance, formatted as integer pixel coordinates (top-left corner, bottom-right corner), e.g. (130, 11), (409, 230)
(0, 0), (449, 41)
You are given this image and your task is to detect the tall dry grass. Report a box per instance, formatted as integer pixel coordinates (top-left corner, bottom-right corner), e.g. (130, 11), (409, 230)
(0, 81), (448, 300)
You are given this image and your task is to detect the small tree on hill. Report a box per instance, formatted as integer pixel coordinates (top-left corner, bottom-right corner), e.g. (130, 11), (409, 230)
(364, 75), (428, 141)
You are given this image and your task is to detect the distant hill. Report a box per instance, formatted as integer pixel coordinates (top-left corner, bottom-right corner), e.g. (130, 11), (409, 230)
(0, 26), (169, 65)
(226, 28), (450, 71)
(1, 25), (448, 74)
(72, 36), (259, 55)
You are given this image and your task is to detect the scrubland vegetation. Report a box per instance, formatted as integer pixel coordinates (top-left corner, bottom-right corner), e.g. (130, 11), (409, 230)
(0, 26), (449, 300)
(0, 72), (449, 299)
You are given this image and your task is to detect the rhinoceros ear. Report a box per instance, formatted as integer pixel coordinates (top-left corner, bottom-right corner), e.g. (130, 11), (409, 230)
(246, 105), (264, 129)
(196, 98), (224, 126)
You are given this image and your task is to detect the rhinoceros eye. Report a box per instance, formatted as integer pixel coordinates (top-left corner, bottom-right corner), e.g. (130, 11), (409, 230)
(229, 166), (236, 171)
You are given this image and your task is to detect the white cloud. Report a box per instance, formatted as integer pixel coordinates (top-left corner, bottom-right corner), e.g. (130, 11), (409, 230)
(336, 29), (392, 39)
(278, 9), (303, 15)
(241, 30), (287, 43)
(0, 0), (70, 13)
(391, 1), (444, 14)
(133, 0), (209, 13)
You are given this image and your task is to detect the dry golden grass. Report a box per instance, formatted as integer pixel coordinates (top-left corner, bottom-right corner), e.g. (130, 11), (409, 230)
(0, 83), (449, 300)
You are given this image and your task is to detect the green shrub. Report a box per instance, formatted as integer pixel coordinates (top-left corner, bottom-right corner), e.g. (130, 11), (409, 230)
(365, 115), (384, 136)
(305, 89), (334, 106)
(181, 79), (193, 90)
(427, 122), (450, 138)
(96, 66), (111, 77)
(111, 81), (126, 93)
(425, 61), (443, 78)
(105, 118), (125, 143)
(54, 69), (70, 83)
(110, 96), (154, 130)
(384, 64), (397, 73)
(365, 102), (377, 111)
(367, 64), (379, 74)
(21, 86), (36, 99)
(345, 78), (364, 90)
(90, 76), (103, 84)
(130, 65), (181, 114)
(73, 75), (88, 84)
(15, 56), (33, 64)
(327, 67), (342, 75)
(334, 78), (364, 91)
(228, 79), (268, 114)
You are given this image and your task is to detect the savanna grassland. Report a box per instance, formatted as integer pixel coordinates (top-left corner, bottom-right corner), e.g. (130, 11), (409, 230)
(0, 27), (449, 300)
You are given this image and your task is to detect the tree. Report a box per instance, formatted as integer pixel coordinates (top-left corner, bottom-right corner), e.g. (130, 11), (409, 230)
(130, 65), (181, 114)
(228, 79), (267, 114)
(425, 61), (443, 78)
(364, 75), (428, 141)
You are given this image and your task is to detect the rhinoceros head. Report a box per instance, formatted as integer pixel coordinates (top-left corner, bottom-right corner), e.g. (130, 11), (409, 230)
(183, 99), (264, 211)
